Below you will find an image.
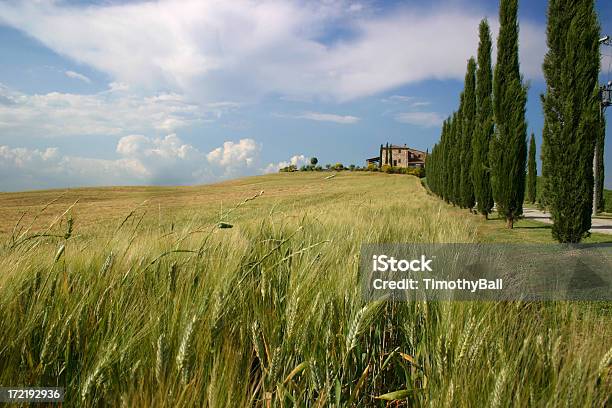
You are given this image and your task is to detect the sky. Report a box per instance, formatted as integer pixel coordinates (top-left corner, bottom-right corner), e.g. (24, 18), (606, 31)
(0, 0), (611, 191)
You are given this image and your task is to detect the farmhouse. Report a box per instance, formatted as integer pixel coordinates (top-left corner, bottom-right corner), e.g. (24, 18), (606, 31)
(366, 144), (427, 168)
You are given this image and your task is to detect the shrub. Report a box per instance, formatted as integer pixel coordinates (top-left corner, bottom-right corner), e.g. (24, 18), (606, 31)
(279, 165), (297, 172)
(369, 165), (424, 177)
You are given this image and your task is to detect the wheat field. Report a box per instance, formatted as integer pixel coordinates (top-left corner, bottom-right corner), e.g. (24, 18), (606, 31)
(0, 172), (610, 407)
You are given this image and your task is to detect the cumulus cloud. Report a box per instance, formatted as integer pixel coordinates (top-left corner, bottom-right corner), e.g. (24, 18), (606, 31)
(0, 0), (546, 101)
(64, 70), (91, 83)
(395, 111), (444, 128)
(116, 134), (198, 161)
(206, 139), (260, 173)
(0, 136), (262, 191)
(263, 154), (309, 173)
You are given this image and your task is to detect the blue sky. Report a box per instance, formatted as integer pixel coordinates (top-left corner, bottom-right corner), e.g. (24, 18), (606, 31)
(0, 0), (611, 191)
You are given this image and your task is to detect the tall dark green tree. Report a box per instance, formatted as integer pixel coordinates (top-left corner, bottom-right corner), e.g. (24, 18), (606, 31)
(490, 0), (527, 229)
(539, 123), (550, 208)
(542, 0), (600, 242)
(527, 133), (537, 203)
(379, 144), (383, 168)
(540, 0), (572, 211)
(472, 19), (495, 218)
(452, 97), (464, 206)
(385, 143), (390, 166)
(442, 118), (453, 202)
(460, 58), (477, 209)
(596, 115), (606, 211)
(444, 114), (456, 203)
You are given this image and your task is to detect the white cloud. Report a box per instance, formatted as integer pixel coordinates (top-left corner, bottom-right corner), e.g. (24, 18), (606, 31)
(206, 139), (260, 171)
(116, 134), (197, 161)
(205, 101), (241, 119)
(0, 136), (262, 191)
(0, 83), (229, 137)
(0, 144), (148, 191)
(64, 70), (91, 83)
(0, 1), (546, 101)
(263, 154), (309, 173)
(395, 111), (444, 127)
(348, 3), (364, 13)
(382, 95), (415, 103)
(410, 101), (431, 108)
(295, 111), (360, 124)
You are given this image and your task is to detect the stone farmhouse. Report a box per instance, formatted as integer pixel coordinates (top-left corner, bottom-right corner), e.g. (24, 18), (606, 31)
(365, 144), (427, 168)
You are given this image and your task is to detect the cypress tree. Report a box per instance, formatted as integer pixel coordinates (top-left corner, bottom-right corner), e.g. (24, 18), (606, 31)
(472, 19), (495, 218)
(429, 143), (436, 192)
(444, 115), (454, 203)
(441, 119), (450, 199)
(527, 133), (537, 204)
(542, 0), (600, 242)
(385, 143), (389, 166)
(379, 144), (383, 168)
(596, 114), (605, 211)
(490, 0), (527, 229)
(540, 0), (571, 211)
(430, 142), (437, 192)
(384, 143), (387, 166)
(539, 122), (550, 208)
(460, 58), (477, 209)
(452, 97), (464, 206)
(440, 118), (446, 200)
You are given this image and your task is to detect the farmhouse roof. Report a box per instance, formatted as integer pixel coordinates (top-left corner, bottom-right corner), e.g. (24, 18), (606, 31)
(386, 144), (427, 155)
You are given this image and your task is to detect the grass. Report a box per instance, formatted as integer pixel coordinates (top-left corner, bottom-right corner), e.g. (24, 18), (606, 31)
(605, 189), (612, 214)
(475, 214), (612, 244)
(0, 172), (610, 406)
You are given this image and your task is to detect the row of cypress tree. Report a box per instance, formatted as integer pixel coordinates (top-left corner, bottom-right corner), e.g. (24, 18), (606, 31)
(427, 0), (602, 241)
(428, 0), (527, 228)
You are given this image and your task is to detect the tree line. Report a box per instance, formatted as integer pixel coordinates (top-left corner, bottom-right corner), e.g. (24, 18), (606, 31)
(427, 0), (602, 243)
